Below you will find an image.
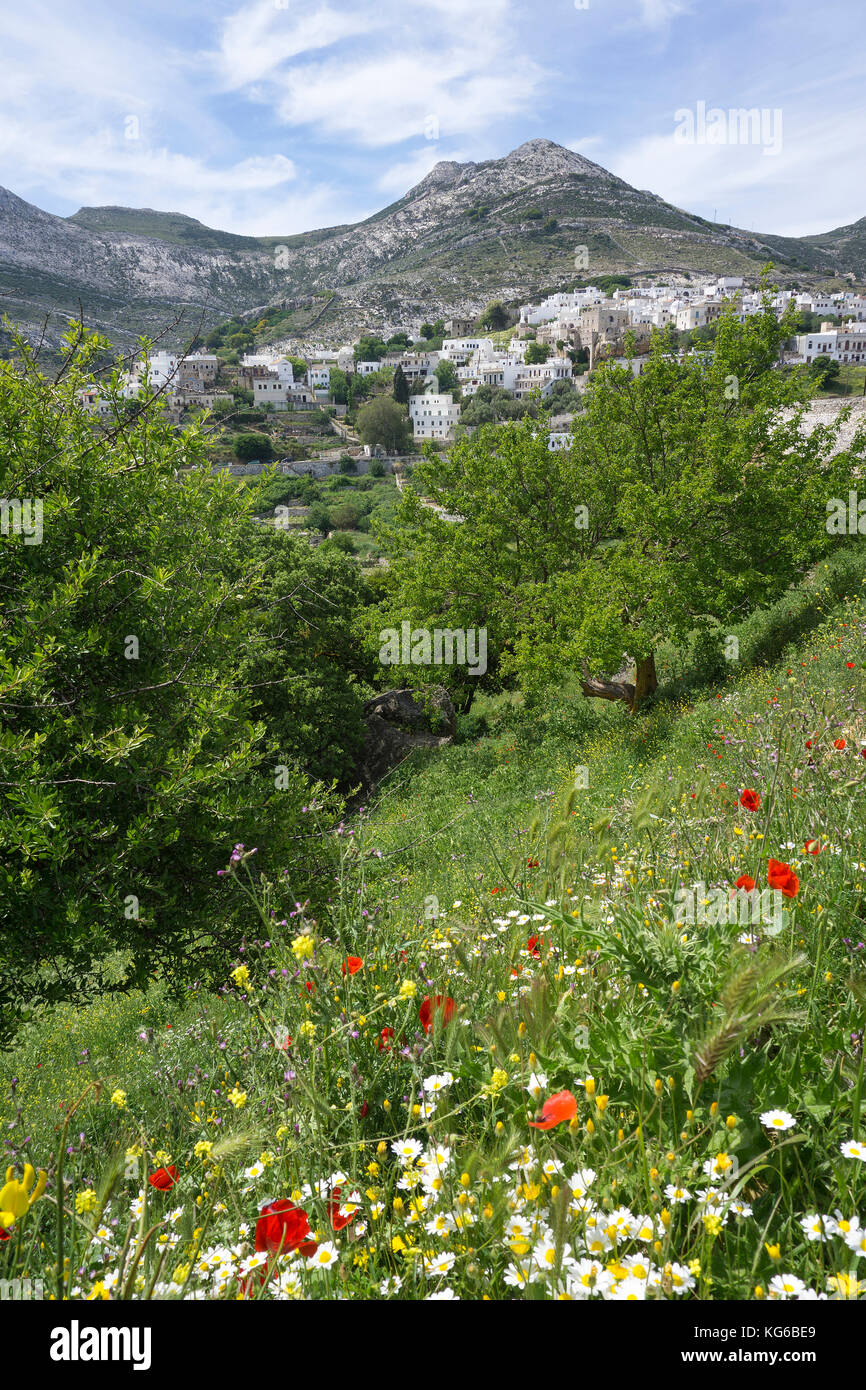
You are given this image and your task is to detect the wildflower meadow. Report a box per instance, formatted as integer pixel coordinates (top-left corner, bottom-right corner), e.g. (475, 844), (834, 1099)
(2, 574), (865, 1323)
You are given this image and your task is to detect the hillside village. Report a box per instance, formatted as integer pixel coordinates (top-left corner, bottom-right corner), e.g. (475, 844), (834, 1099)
(78, 274), (866, 462)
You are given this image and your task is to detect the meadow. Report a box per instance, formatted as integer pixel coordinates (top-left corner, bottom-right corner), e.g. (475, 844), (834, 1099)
(3, 555), (865, 1302)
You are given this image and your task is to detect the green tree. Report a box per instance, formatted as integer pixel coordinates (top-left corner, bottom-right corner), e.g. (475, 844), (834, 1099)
(234, 431), (273, 461)
(809, 354), (841, 388)
(480, 301), (510, 331)
(374, 285), (859, 712)
(434, 360), (460, 394)
(355, 335), (388, 363)
(0, 327), (344, 1039)
(524, 342), (550, 364)
(237, 527), (369, 784)
(329, 367), (349, 404)
(330, 499), (365, 530)
(393, 364), (410, 404)
(356, 395), (411, 453)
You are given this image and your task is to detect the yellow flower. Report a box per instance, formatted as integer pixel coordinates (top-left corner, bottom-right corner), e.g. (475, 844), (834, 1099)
(0, 1164), (48, 1228)
(228, 1085), (247, 1109)
(193, 1140), (213, 1159)
(75, 1188), (98, 1214)
(291, 934), (315, 961)
(398, 978), (417, 1000)
(110, 1089), (127, 1109)
(765, 1242), (781, 1261)
(230, 964), (250, 989)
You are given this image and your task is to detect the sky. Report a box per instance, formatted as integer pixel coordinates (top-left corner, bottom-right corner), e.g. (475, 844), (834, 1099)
(0, 0), (863, 240)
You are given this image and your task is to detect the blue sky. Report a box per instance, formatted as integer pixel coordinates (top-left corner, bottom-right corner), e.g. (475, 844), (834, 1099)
(0, 0), (863, 239)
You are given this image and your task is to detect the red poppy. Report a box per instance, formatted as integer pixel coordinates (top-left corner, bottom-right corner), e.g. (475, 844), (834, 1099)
(526, 934), (546, 958)
(304, 980), (316, 994)
(377, 1026), (395, 1052)
(767, 859), (799, 899)
(527, 858), (539, 869)
(846, 662), (855, 668)
(805, 739), (813, 749)
(834, 738), (847, 750)
(419, 995), (456, 1034)
(329, 1186), (358, 1231)
(342, 956), (363, 976)
(148, 1166), (178, 1191)
(861, 748), (866, 759)
(804, 839), (822, 856)
(735, 874), (756, 892)
(0, 1227), (10, 1242)
(739, 789), (761, 812)
(529, 1090), (578, 1131)
(255, 1199), (317, 1256)
(238, 1268), (272, 1298)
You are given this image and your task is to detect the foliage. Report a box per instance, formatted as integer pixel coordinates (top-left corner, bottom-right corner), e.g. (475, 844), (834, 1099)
(234, 431), (273, 461)
(0, 327), (344, 1038)
(3, 585), (865, 1301)
(373, 284), (862, 710)
(434, 360), (460, 394)
(355, 395), (412, 453)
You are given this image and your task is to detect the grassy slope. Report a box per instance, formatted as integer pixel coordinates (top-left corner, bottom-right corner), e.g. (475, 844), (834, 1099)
(2, 552), (866, 1299)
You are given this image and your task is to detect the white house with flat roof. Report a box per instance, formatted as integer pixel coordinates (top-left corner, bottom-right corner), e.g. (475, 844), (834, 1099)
(409, 391), (461, 440)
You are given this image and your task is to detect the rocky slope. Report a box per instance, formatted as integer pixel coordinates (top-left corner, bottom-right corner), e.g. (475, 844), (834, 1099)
(0, 139), (859, 353)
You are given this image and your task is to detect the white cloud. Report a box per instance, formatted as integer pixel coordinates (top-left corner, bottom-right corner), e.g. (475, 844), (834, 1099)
(216, 0), (545, 148)
(636, 0), (693, 28)
(566, 135), (605, 154)
(376, 144), (474, 196)
(610, 109), (866, 236)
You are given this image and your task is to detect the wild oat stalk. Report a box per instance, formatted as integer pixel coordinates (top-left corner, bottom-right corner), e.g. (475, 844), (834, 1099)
(693, 953), (807, 1084)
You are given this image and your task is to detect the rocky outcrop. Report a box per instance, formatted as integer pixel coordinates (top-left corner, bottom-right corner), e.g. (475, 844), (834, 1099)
(0, 138), (847, 354)
(358, 687), (456, 789)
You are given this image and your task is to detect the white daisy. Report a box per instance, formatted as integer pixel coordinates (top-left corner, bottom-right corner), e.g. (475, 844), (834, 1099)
(760, 1109), (797, 1131)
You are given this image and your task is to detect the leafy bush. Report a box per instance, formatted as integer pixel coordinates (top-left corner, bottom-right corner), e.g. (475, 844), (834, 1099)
(0, 329), (346, 1039)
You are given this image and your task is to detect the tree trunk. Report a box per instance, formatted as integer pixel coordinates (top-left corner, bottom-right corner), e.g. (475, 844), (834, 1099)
(581, 652), (657, 713)
(629, 653), (658, 712)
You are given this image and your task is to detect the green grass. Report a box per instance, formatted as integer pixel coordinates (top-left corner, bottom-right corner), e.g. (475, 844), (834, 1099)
(818, 363), (866, 397)
(2, 563), (866, 1301)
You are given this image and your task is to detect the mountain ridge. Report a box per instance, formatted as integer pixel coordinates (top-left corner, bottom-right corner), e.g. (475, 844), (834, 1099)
(0, 138), (861, 352)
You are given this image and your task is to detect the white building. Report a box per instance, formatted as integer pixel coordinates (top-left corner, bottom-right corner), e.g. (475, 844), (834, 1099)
(793, 323), (866, 365)
(409, 392), (461, 440)
(439, 337), (496, 367)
